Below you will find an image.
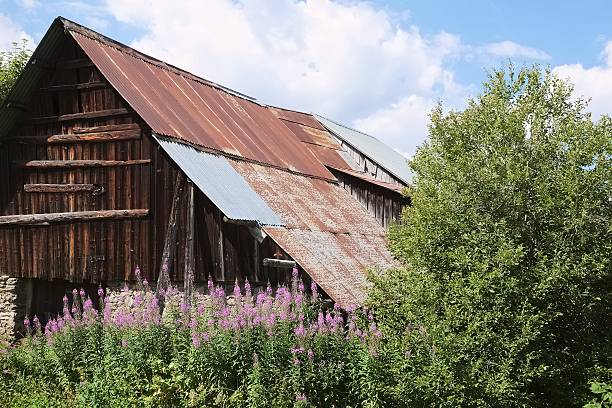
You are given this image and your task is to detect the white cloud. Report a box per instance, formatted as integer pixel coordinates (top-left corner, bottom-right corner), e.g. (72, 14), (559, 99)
(16, 0), (39, 10)
(482, 40), (550, 60)
(353, 95), (433, 158)
(102, 0), (466, 155)
(0, 14), (32, 51)
(553, 41), (612, 119)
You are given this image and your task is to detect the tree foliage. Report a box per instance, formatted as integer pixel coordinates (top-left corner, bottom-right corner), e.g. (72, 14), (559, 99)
(368, 66), (611, 407)
(0, 39), (31, 104)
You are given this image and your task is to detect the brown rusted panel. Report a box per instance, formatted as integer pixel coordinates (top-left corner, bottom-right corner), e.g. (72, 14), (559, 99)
(231, 160), (386, 235)
(70, 31), (335, 180)
(330, 167), (405, 193)
(267, 106), (327, 131)
(264, 228), (397, 308)
(281, 120), (341, 150)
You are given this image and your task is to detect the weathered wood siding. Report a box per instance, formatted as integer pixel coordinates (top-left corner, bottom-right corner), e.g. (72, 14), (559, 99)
(0, 33), (295, 287)
(331, 169), (409, 229)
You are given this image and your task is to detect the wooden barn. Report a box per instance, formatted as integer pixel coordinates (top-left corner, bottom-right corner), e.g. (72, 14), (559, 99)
(0, 17), (411, 338)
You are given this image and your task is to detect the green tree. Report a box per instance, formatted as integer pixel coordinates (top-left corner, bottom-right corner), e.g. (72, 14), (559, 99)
(368, 66), (611, 407)
(0, 39), (31, 103)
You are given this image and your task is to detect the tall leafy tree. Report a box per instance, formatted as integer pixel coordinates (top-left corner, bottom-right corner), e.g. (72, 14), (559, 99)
(368, 66), (611, 407)
(0, 39), (31, 103)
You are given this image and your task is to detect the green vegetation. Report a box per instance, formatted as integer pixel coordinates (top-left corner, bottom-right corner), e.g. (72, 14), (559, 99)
(0, 39), (31, 103)
(368, 66), (611, 407)
(0, 62), (609, 407)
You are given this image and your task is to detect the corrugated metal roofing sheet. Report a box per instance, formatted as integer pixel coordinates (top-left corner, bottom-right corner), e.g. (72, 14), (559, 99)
(264, 228), (396, 308)
(315, 114), (413, 184)
(155, 136), (284, 227)
(230, 160), (398, 306)
(330, 167), (405, 193)
(230, 160), (385, 235)
(66, 22), (334, 180)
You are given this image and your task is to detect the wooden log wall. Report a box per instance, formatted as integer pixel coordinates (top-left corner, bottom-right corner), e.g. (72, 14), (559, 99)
(0, 33), (300, 288)
(0, 36), (151, 283)
(331, 169), (410, 229)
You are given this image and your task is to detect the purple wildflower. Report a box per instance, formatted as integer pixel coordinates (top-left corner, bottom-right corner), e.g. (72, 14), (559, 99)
(294, 322), (305, 337)
(311, 281), (318, 301)
(244, 278), (252, 298)
(121, 339), (128, 348)
(97, 286), (104, 298)
(207, 276), (214, 293)
(307, 349), (314, 360)
(134, 266), (141, 281)
(296, 394), (306, 402)
(191, 333), (201, 349)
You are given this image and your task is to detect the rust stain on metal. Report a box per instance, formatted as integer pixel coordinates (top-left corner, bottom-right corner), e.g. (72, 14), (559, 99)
(264, 228), (397, 308)
(69, 31), (334, 180)
(231, 160), (398, 307)
(330, 167), (405, 193)
(267, 106), (327, 131)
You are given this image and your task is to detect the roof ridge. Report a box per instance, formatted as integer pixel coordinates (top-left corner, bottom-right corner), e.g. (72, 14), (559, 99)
(314, 113), (380, 141)
(59, 16), (259, 103)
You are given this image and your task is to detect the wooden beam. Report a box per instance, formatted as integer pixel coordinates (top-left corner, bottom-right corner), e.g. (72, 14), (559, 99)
(157, 173), (185, 297)
(39, 81), (107, 93)
(24, 184), (96, 193)
(30, 108), (129, 124)
(0, 209), (149, 226)
(72, 123), (140, 134)
(16, 159), (151, 169)
(8, 129), (141, 144)
(183, 182), (195, 304)
(55, 58), (94, 70)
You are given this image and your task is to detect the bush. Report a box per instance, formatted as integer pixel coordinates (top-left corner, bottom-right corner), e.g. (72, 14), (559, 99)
(368, 66), (611, 407)
(0, 273), (421, 407)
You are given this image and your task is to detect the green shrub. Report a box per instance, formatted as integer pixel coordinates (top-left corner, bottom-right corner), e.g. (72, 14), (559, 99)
(368, 66), (611, 407)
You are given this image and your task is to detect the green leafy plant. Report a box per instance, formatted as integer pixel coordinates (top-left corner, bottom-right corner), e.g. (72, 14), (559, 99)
(368, 65), (611, 407)
(0, 39), (31, 103)
(585, 382), (612, 408)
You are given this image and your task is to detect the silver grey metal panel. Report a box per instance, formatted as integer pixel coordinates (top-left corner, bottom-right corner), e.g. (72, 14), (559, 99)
(314, 114), (413, 184)
(154, 135), (284, 227)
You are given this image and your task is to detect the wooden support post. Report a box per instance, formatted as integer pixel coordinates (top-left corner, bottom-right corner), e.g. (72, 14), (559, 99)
(156, 173), (185, 302)
(183, 181), (195, 305)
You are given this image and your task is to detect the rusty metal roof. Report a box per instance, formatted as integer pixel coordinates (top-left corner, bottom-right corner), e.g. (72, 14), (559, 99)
(64, 21), (334, 180)
(263, 229), (395, 308)
(315, 114), (413, 184)
(330, 167), (405, 193)
(230, 160), (398, 306)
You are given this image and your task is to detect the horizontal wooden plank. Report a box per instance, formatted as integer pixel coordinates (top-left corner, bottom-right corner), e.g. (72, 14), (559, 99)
(30, 108), (129, 124)
(8, 129), (141, 144)
(39, 81), (108, 92)
(55, 58), (94, 70)
(24, 184), (96, 193)
(16, 159), (151, 169)
(0, 209), (149, 226)
(72, 123), (140, 134)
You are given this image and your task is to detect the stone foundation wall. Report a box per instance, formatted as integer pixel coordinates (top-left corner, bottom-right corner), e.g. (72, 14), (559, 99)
(0, 276), (29, 341)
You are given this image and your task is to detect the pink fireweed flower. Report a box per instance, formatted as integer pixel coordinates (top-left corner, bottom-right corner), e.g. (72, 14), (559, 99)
(79, 288), (86, 298)
(207, 276), (214, 293)
(307, 349), (314, 360)
(311, 282), (318, 301)
(134, 266), (141, 281)
(298, 279), (305, 294)
(244, 278), (252, 298)
(294, 322), (305, 337)
(191, 333), (201, 349)
(233, 281), (242, 299)
(33, 315), (41, 332)
(293, 357), (301, 366)
(121, 339), (128, 348)
(296, 394), (306, 402)
(142, 279), (149, 289)
(291, 347), (304, 354)
(265, 283), (272, 296)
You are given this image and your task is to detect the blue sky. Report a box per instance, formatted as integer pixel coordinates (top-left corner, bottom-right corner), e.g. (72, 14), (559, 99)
(1, 0), (611, 156)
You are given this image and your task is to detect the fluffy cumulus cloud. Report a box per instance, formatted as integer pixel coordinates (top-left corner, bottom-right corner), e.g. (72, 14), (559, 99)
(553, 41), (612, 120)
(0, 14), (32, 51)
(102, 0), (468, 156)
(483, 40), (550, 60)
